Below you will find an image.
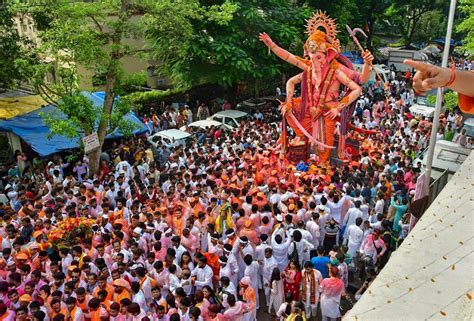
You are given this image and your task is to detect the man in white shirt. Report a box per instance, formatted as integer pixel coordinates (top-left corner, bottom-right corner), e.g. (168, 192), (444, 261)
(301, 262), (323, 319)
(65, 297), (85, 321)
(342, 200), (364, 243)
(131, 282), (147, 312)
(191, 256), (213, 290)
(347, 217), (364, 263)
(115, 161), (133, 178)
(271, 230), (291, 271)
(306, 212), (321, 249)
(262, 248), (278, 307)
(243, 253), (260, 309)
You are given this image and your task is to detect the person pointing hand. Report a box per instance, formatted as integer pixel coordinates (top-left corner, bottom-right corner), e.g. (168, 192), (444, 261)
(404, 59), (474, 113)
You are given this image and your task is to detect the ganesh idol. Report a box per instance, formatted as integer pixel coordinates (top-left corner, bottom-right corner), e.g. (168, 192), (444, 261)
(259, 11), (374, 162)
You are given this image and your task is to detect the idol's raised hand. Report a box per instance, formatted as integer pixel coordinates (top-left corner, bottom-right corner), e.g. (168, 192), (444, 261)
(362, 50), (374, 64)
(258, 32), (273, 47)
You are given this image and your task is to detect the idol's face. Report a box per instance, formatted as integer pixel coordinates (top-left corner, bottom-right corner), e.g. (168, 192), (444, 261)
(310, 51), (327, 66)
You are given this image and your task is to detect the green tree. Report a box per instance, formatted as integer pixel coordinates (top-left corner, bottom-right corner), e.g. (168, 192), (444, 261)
(145, 0), (312, 96)
(457, 0), (474, 54)
(385, 0), (448, 45)
(12, 0), (229, 173)
(352, 0), (392, 51)
(0, 0), (34, 89)
(12, 0), (142, 173)
(411, 10), (447, 44)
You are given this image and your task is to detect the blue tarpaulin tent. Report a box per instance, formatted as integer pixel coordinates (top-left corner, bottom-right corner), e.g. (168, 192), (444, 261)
(341, 51), (364, 64)
(434, 39), (462, 46)
(0, 91), (148, 156)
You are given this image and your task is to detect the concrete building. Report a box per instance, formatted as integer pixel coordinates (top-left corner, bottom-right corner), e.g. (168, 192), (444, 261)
(11, 13), (169, 91)
(344, 151), (473, 321)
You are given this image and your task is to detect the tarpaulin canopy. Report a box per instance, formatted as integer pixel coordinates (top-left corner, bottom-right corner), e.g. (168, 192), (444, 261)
(0, 95), (47, 120)
(0, 91), (148, 156)
(434, 38), (463, 46)
(341, 51), (364, 64)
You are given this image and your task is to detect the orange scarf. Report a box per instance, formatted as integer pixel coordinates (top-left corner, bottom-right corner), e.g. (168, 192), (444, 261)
(0, 311), (10, 321)
(90, 309), (101, 321)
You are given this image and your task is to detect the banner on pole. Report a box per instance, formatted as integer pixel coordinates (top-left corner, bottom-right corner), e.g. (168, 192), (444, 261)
(82, 133), (100, 153)
(414, 173), (427, 200)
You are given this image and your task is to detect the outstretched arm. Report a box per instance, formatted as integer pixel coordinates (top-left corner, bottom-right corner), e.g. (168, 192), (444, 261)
(359, 50), (374, 84)
(325, 69), (362, 120)
(286, 73), (302, 102)
(259, 32), (307, 71)
(280, 73), (302, 115)
(404, 59), (474, 97)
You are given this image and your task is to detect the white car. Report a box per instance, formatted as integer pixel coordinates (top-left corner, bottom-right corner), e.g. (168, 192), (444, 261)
(207, 109), (250, 129)
(409, 96), (435, 118)
(180, 120), (228, 131)
(147, 129), (192, 149)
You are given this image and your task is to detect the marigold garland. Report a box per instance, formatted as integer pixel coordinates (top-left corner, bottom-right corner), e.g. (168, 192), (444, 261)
(48, 217), (95, 247)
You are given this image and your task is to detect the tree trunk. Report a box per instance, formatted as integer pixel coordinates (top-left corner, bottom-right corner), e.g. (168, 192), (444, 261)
(366, 17), (375, 51)
(407, 12), (421, 45)
(281, 73), (287, 92)
(91, 70), (117, 175)
(89, 0), (128, 175)
(88, 147), (101, 176)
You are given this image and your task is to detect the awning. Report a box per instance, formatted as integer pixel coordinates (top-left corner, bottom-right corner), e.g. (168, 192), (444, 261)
(0, 91), (148, 156)
(0, 95), (48, 119)
(434, 38), (463, 46)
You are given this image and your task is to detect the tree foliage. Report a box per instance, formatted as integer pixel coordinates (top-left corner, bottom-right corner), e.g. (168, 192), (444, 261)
(457, 0), (474, 54)
(122, 87), (190, 111)
(385, 0), (448, 46)
(145, 0), (312, 90)
(427, 91), (458, 111)
(0, 0), (35, 89)
(351, 0), (392, 50)
(11, 0), (150, 172)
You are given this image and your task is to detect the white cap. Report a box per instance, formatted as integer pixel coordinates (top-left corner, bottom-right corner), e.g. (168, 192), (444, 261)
(5, 184), (12, 190)
(276, 214), (283, 222)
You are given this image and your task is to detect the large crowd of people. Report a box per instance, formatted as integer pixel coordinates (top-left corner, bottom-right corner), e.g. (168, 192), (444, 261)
(0, 68), (469, 321)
